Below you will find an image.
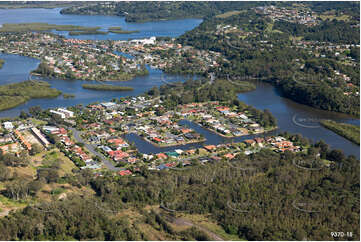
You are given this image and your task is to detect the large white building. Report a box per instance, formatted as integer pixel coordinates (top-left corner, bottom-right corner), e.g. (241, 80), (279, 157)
(3, 121), (13, 130)
(130, 36), (156, 45)
(57, 108), (74, 118)
(50, 110), (66, 119)
(50, 108), (74, 119)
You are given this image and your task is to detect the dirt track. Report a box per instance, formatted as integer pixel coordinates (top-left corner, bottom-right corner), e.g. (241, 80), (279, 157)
(173, 217), (224, 241)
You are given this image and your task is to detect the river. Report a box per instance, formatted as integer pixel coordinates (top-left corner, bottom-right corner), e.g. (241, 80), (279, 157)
(0, 53), (192, 117)
(238, 81), (360, 158)
(0, 8), (359, 158)
(0, 8), (202, 40)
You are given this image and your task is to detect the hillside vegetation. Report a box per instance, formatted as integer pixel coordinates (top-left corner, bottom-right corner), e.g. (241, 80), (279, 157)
(60, 2), (262, 22)
(0, 137), (358, 240)
(177, 6), (360, 116)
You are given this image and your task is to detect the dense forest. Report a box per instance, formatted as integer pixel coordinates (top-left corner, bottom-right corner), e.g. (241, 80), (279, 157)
(274, 20), (360, 44)
(148, 78), (254, 106)
(60, 1), (360, 23)
(177, 6), (360, 116)
(60, 1), (264, 22)
(0, 136), (358, 240)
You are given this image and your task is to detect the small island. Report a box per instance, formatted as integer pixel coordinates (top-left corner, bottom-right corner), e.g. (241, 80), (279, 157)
(108, 27), (139, 34)
(68, 30), (108, 36)
(0, 80), (62, 111)
(0, 59), (3, 69)
(82, 84), (134, 91)
(63, 93), (75, 99)
(320, 120), (360, 145)
(0, 23), (102, 33)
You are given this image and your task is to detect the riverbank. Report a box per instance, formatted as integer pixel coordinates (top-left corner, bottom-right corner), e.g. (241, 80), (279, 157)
(143, 136), (207, 148)
(195, 122), (278, 138)
(320, 120), (360, 145)
(0, 32), (147, 82)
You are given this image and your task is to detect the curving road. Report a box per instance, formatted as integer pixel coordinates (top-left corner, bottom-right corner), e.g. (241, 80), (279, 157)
(69, 128), (121, 171)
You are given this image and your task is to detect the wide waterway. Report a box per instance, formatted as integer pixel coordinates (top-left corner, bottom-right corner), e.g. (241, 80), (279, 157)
(0, 8), (202, 40)
(0, 8), (359, 158)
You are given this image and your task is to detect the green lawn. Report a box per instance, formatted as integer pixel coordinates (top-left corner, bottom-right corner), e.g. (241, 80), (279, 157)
(319, 14), (351, 22)
(216, 11), (243, 19)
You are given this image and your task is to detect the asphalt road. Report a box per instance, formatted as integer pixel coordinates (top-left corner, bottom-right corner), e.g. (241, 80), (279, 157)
(69, 128), (121, 171)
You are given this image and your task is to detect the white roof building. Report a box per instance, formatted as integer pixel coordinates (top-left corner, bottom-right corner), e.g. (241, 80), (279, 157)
(50, 110), (66, 119)
(3, 121), (13, 130)
(57, 108), (74, 118)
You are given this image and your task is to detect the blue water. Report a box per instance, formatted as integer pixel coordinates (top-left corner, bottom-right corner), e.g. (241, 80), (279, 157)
(0, 8), (202, 40)
(0, 8), (359, 158)
(126, 120), (278, 154)
(0, 53), (190, 117)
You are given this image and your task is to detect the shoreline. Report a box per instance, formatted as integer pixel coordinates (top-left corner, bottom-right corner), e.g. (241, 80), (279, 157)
(191, 119), (278, 138)
(320, 120), (360, 145)
(142, 136), (207, 148)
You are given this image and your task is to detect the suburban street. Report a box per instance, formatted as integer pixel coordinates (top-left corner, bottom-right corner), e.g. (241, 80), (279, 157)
(69, 127), (121, 171)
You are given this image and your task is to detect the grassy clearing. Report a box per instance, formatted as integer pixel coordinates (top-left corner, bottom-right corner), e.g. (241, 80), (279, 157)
(266, 22), (283, 34)
(320, 120), (360, 145)
(30, 118), (48, 126)
(0, 22), (100, 32)
(289, 36), (303, 41)
(0, 194), (30, 208)
(8, 166), (36, 180)
(319, 14), (351, 22)
(216, 10), (243, 19)
(181, 213), (242, 241)
(31, 149), (77, 176)
(137, 223), (169, 240)
(266, 22), (274, 32)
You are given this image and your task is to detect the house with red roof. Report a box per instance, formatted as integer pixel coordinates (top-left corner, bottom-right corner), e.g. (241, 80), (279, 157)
(181, 128), (192, 134)
(152, 137), (164, 143)
(216, 106), (230, 112)
(156, 153), (168, 159)
(244, 139), (256, 146)
(119, 170), (132, 176)
(204, 145), (216, 152)
(224, 153), (235, 159)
